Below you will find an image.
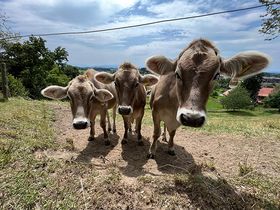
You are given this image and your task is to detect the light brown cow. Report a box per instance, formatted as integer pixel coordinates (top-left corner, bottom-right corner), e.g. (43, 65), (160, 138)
(41, 69), (117, 145)
(95, 62), (158, 145)
(146, 38), (270, 158)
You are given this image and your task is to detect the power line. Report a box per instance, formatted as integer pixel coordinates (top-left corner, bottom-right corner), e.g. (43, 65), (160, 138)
(0, 4), (273, 41)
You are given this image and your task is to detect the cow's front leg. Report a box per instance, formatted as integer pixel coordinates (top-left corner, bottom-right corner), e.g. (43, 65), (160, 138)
(167, 129), (176, 156)
(121, 116), (129, 144)
(88, 114), (97, 141)
(148, 112), (161, 159)
(100, 111), (110, 145)
(135, 112), (144, 146)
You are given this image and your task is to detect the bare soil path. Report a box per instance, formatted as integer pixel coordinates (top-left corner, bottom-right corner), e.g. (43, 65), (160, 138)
(47, 103), (280, 182)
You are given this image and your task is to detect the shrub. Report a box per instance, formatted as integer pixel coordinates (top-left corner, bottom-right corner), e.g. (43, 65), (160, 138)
(220, 86), (252, 110)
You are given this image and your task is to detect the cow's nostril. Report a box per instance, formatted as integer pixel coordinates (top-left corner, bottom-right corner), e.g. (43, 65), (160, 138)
(73, 121), (88, 129)
(118, 107), (131, 115)
(180, 114), (205, 127)
(180, 114), (190, 125)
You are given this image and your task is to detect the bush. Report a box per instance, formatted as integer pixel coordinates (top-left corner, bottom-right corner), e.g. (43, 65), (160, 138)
(264, 91), (280, 111)
(220, 86), (252, 110)
(0, 74), (29, 97)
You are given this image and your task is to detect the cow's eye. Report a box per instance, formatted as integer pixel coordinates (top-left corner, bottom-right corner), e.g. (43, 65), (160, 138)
(175, 72), (182, 80)
(114, 81), (119, 87)
(213, 72), (220, 80)
(135, 82), (139, 88)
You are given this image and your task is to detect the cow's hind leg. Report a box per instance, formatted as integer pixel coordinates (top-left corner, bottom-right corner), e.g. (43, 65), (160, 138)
(88, 114), (97, 141)
(148, 112), (161, 159)
(112, 105), (117, 133)
(161, 123), (167, 142)
(167, 129), (176, 156)
(135, 111), (144, 146)
(121, 116), (129, 144)
(106, 110), (112, 132)
(100, 111), (110, 145)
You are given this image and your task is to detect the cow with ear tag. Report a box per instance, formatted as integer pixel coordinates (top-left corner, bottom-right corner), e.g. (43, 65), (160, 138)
(95, 62), (158, 146)
(146, 38), (270, 158)
(41, 71), (117, 146)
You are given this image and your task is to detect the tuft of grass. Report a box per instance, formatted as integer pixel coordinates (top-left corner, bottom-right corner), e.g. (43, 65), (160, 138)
(238, 162), (253, 176)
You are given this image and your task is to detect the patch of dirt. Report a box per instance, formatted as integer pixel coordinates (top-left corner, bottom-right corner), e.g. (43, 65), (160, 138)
(49, 103), (280, 182)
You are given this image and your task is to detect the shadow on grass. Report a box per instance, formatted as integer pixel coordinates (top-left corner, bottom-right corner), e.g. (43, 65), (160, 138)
(120, 134), (151, 177)
(149, 141), (279, 209)
(75, 132), (119, 163)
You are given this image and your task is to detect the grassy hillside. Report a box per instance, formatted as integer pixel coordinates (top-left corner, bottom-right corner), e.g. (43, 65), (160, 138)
(0, 98), (279, 209)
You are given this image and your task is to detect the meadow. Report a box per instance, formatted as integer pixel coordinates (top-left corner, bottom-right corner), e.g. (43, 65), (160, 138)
(0, 98), (279, 209)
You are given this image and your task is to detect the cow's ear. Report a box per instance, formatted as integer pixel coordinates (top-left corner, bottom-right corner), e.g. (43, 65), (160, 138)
(139, 74), (158, 86)
(145, 55), (175, 75)
(41, 85), (68, 100)
(94, 89), (114, 102)
(95, 72), (115, 84)
(220, 51), (270, 88)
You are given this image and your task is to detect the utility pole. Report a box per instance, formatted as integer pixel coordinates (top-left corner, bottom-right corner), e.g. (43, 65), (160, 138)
(1, 62), (9, 101)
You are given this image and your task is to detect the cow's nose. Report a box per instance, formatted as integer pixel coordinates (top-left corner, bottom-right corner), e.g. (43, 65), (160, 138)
(73, 121), (88, 129)
(180, 114), (205, 127)
(118, 106), (132, 115)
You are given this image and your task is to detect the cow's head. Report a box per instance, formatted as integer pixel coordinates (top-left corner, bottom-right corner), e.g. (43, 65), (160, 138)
(95, 62), (158, 115)
(146, 39), (270, 127)
(41, 75), (113, 129)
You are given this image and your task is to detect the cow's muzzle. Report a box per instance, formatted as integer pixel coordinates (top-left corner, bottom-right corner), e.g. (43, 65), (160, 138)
(118, 105), (133, 115)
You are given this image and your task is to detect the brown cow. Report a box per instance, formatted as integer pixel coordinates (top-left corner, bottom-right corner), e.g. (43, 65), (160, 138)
(41, 69), (117, 145)
(95, 62), (158, 145)
(146, 38), (270, 158)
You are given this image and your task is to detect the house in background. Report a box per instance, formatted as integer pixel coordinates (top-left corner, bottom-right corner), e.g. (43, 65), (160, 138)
(257, 87), (274, 103)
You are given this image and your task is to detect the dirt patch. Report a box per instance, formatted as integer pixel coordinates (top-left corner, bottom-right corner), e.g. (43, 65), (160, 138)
(49, 103), (280, 181)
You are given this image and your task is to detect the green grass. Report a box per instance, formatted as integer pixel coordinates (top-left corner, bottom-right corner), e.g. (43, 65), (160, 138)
(1, 98), (279, 209)
(143, 98), (280, 139)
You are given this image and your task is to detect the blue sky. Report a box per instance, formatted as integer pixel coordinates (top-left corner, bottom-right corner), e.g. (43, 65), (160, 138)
(1, 0), (279, 73)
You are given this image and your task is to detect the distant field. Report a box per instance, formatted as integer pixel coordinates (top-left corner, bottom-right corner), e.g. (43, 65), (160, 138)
(0, 98), (279, 209)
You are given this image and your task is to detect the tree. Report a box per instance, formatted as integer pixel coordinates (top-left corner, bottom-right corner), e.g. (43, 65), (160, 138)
(46, 65), (70, 86)
(220, 86), (252, 110)
(62, 64), (80, 79)
(241, 74), (263, 103)
(259, 0), (280, 40)
(2, 36), (69, 98)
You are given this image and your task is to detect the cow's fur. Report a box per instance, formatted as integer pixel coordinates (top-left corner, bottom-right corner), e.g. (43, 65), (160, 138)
(41, 69), (117, 145)
(95, 62), (158, 145)
(146, 38), (270, 158)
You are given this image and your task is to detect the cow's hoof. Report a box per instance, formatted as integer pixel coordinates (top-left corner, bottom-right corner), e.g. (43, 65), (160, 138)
(168, 150), (176, 156)
(108, 128), (112, 132)
(113, 128), (117, 133)
(147, 153), (155, 159)
(104, 139), (110, 146)
(88, 136), (95, 141)
(121, 139), (128, 144)
(138, 141), (144, 146)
